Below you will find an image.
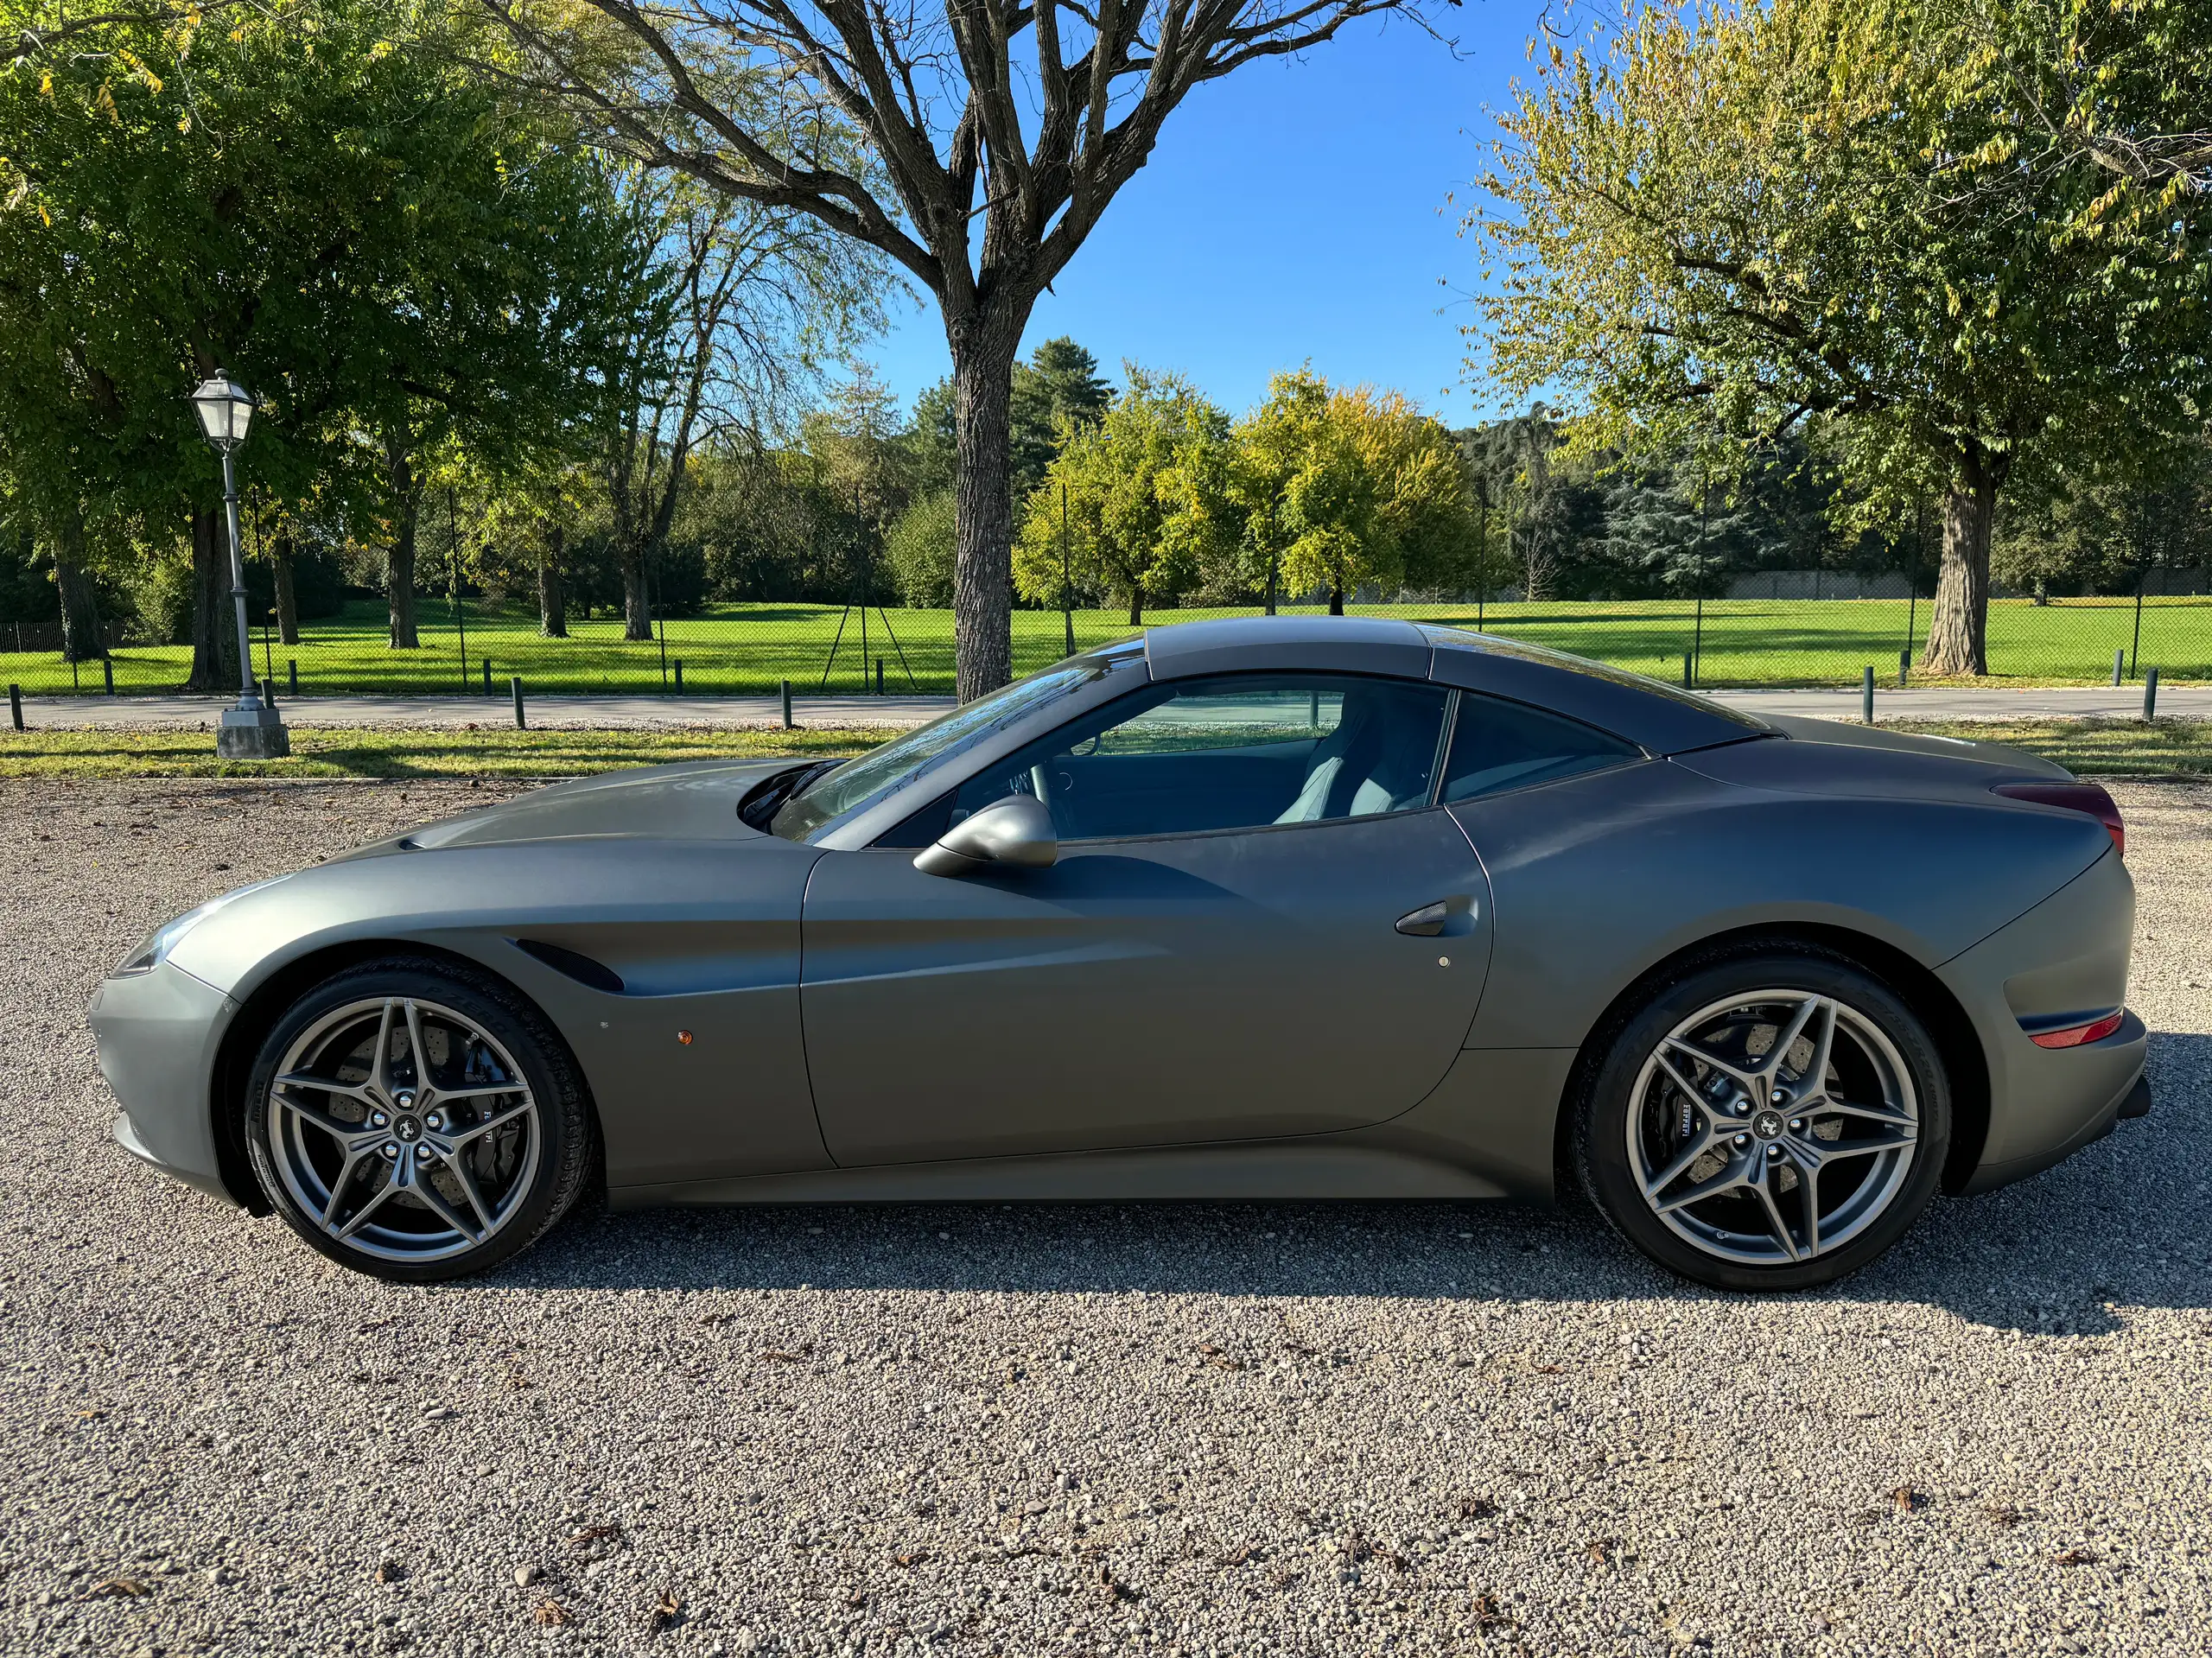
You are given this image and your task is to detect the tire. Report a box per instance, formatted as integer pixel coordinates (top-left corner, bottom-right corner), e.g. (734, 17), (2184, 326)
(1575, 949), (1949, 1291)
(243, 956), (595, 1282)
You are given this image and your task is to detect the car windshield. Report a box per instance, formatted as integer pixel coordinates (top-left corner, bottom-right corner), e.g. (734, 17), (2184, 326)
(770, 659), (1113, 841)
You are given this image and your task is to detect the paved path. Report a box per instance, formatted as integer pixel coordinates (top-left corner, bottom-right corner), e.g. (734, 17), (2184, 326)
(9, 682), (2205, 730)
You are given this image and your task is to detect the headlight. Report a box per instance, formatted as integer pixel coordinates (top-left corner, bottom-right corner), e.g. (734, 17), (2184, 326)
(111, 879), (285, 978)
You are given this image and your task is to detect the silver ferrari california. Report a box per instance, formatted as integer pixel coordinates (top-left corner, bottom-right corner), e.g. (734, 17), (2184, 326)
(88, 618), (2149, 1288)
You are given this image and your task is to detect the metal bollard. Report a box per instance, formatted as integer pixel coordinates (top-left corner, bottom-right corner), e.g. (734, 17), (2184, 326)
(2144, 666), (2159, 722)
(2113, 649), (2126, 686)
(1897, 648), (1910, 686)
(512, 676), (526, 731)
(875, 657), (885, 695)
(289, 658), (299, 697)
(674, 659), (684, 693)
(8, 683), (20, 732)
(482, 659), (492, 695)
(780, 679), (794, 730)
(1681, 651), (1694, 689)
(1862, 664), (1874, 725)
(103, 657), (115, 696)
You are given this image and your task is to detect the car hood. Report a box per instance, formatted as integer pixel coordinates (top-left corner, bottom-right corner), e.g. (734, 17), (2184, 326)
(378, 759), (809, 853)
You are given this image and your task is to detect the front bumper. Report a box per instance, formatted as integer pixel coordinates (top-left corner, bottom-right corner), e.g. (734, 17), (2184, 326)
(86, 962), (245, 1206)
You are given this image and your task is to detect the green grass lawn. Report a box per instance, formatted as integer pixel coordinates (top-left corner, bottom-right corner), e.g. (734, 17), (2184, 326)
(2, 715), (2202, 779)
(1885, 719), (2212, 777)
(5, 593), (2206, 696)
(0, 725), (893, 778)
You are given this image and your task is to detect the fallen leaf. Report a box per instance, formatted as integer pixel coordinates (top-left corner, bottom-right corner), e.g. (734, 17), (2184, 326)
(1459, 1496), (1498, 1520)
(645, 1586), (683, 1634)
(372, 1560), (404, 1585)
(1891, 1485), (1921, 1515)
(1982, 1503), (2024, 1527)
(1220, 1545), (1258, 1567)
(1096, 1561), (1139, 1603)
(569, 1523), (622, 1551)
(893, 1550), (931, 1568)
(1531, 1363), (1566, 1375)
(533, 1599), (571, 1627)
(2050, 1547), (2098, 1566)
(760, 1344), (813, 1363)
(81, 1578), (150, 1600)
(1471, 1591), (1510, 1630)
(1584, 1538), (1621, 1568)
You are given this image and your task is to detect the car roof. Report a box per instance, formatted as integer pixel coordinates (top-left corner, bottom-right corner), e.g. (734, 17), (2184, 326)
(1140, 615), (1766, 755)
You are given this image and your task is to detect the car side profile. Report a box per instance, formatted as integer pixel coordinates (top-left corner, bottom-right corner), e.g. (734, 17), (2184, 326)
(88, 618), (2149, 1288)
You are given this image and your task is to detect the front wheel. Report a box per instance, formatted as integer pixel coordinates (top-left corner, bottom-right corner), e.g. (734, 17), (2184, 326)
(244, 958), (594, 1281)
(1577, 950), (1950, 1291)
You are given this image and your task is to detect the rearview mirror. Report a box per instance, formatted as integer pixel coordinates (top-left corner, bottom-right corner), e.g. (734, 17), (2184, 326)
(913, 794), (1058, 877)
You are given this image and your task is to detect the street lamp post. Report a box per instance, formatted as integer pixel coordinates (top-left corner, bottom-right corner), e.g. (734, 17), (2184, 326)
(190, 372), (289, 758)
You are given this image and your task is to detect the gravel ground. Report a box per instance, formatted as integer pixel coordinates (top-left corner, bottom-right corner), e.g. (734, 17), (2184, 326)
(3, 776), (2209, 1658)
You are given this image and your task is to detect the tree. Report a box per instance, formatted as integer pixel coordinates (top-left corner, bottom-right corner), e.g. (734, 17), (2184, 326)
(0, 0), (639, 682)
(594, 176), (885, 640)
(1994, 440), (2212, 598)
(1014, 366), (1225, 624)
(884, 488), (957, 606)
(1465, 0), (2212, 673)
(906, 336), (1115, 505)
(476, 0), (1435, 698)
(1225, 372), (1474, 611)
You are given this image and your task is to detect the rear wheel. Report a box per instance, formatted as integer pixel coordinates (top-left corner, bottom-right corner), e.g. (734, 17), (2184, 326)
(1578, 950), (1949, 1290)
(244, 959), (594, 1281)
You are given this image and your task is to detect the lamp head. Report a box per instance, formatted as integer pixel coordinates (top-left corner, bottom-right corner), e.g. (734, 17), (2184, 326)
(189, 372), (257, 453)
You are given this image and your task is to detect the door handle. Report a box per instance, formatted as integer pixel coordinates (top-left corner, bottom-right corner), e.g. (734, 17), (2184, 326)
(1395, 901), (1450, 937)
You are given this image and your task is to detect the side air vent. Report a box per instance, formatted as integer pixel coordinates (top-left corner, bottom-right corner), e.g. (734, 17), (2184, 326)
(511, 937), (625, 994)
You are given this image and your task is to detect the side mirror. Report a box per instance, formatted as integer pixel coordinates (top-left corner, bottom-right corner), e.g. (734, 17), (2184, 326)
(913, 794), (1058, 877)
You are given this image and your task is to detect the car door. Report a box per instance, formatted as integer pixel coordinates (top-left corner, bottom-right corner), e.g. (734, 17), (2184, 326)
(799, 672), (1496, 1166)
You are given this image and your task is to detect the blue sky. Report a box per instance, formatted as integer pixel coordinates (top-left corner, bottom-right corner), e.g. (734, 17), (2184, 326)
(863, 3), (1541, 423)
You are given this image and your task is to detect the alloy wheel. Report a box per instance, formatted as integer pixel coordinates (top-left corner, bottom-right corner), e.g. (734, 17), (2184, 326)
(1625, 988), (1920, 1267)
(264, 995), (541, 1264)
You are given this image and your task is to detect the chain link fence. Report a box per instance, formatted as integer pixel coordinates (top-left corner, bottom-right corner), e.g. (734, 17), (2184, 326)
(3, 587), (2208, 700)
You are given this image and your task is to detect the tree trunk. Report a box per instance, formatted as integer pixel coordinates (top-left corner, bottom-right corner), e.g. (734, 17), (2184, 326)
(385, 435), (421, 649)
(539, 524), (568, 638)
(54, 504), (105, 662)
(949, 321), (1025, 701)
(1127, 589), (1143, 626)
(620, 549), (652, 642)
(183, 505), (232, 693)
(1921, 452), (1999, 677)
(1328, 583), (1345, 616)
(272, 528), (300, 645)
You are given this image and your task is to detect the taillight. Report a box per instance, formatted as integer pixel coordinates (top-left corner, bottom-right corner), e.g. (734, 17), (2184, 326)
(1993, 781), (2124, 857)
(2028, 1010), (2126, 1049)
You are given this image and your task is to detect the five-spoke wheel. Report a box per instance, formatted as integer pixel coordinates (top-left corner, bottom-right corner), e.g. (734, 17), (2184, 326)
(245, 959), (594, 1280)
(1580, 950), (1948, 1289)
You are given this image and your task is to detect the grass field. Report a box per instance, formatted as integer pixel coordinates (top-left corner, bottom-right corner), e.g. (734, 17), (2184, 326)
(2, 716), (2202, 779)
(0, 725), (890, 779)
(5, 593), (2208, 697)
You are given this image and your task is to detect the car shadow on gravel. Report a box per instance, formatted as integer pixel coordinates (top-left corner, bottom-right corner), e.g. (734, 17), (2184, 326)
(491, 1032), (2209, 1337)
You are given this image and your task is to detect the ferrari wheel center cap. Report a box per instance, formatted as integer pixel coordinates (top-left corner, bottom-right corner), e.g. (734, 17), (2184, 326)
(393, 1115), (423, 1143)
(1751, 1109), (1786, 1140)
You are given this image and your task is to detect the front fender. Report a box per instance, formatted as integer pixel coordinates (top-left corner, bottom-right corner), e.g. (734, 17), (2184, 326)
(169, 836), (830, 1190)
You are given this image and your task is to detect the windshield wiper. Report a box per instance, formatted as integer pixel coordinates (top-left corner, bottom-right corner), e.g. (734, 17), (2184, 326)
(737, 759), (841, 831)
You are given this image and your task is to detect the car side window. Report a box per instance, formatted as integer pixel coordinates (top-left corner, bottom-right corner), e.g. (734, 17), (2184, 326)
(938, 673), (1452, 842)
(1439, 694), (1642, 804)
